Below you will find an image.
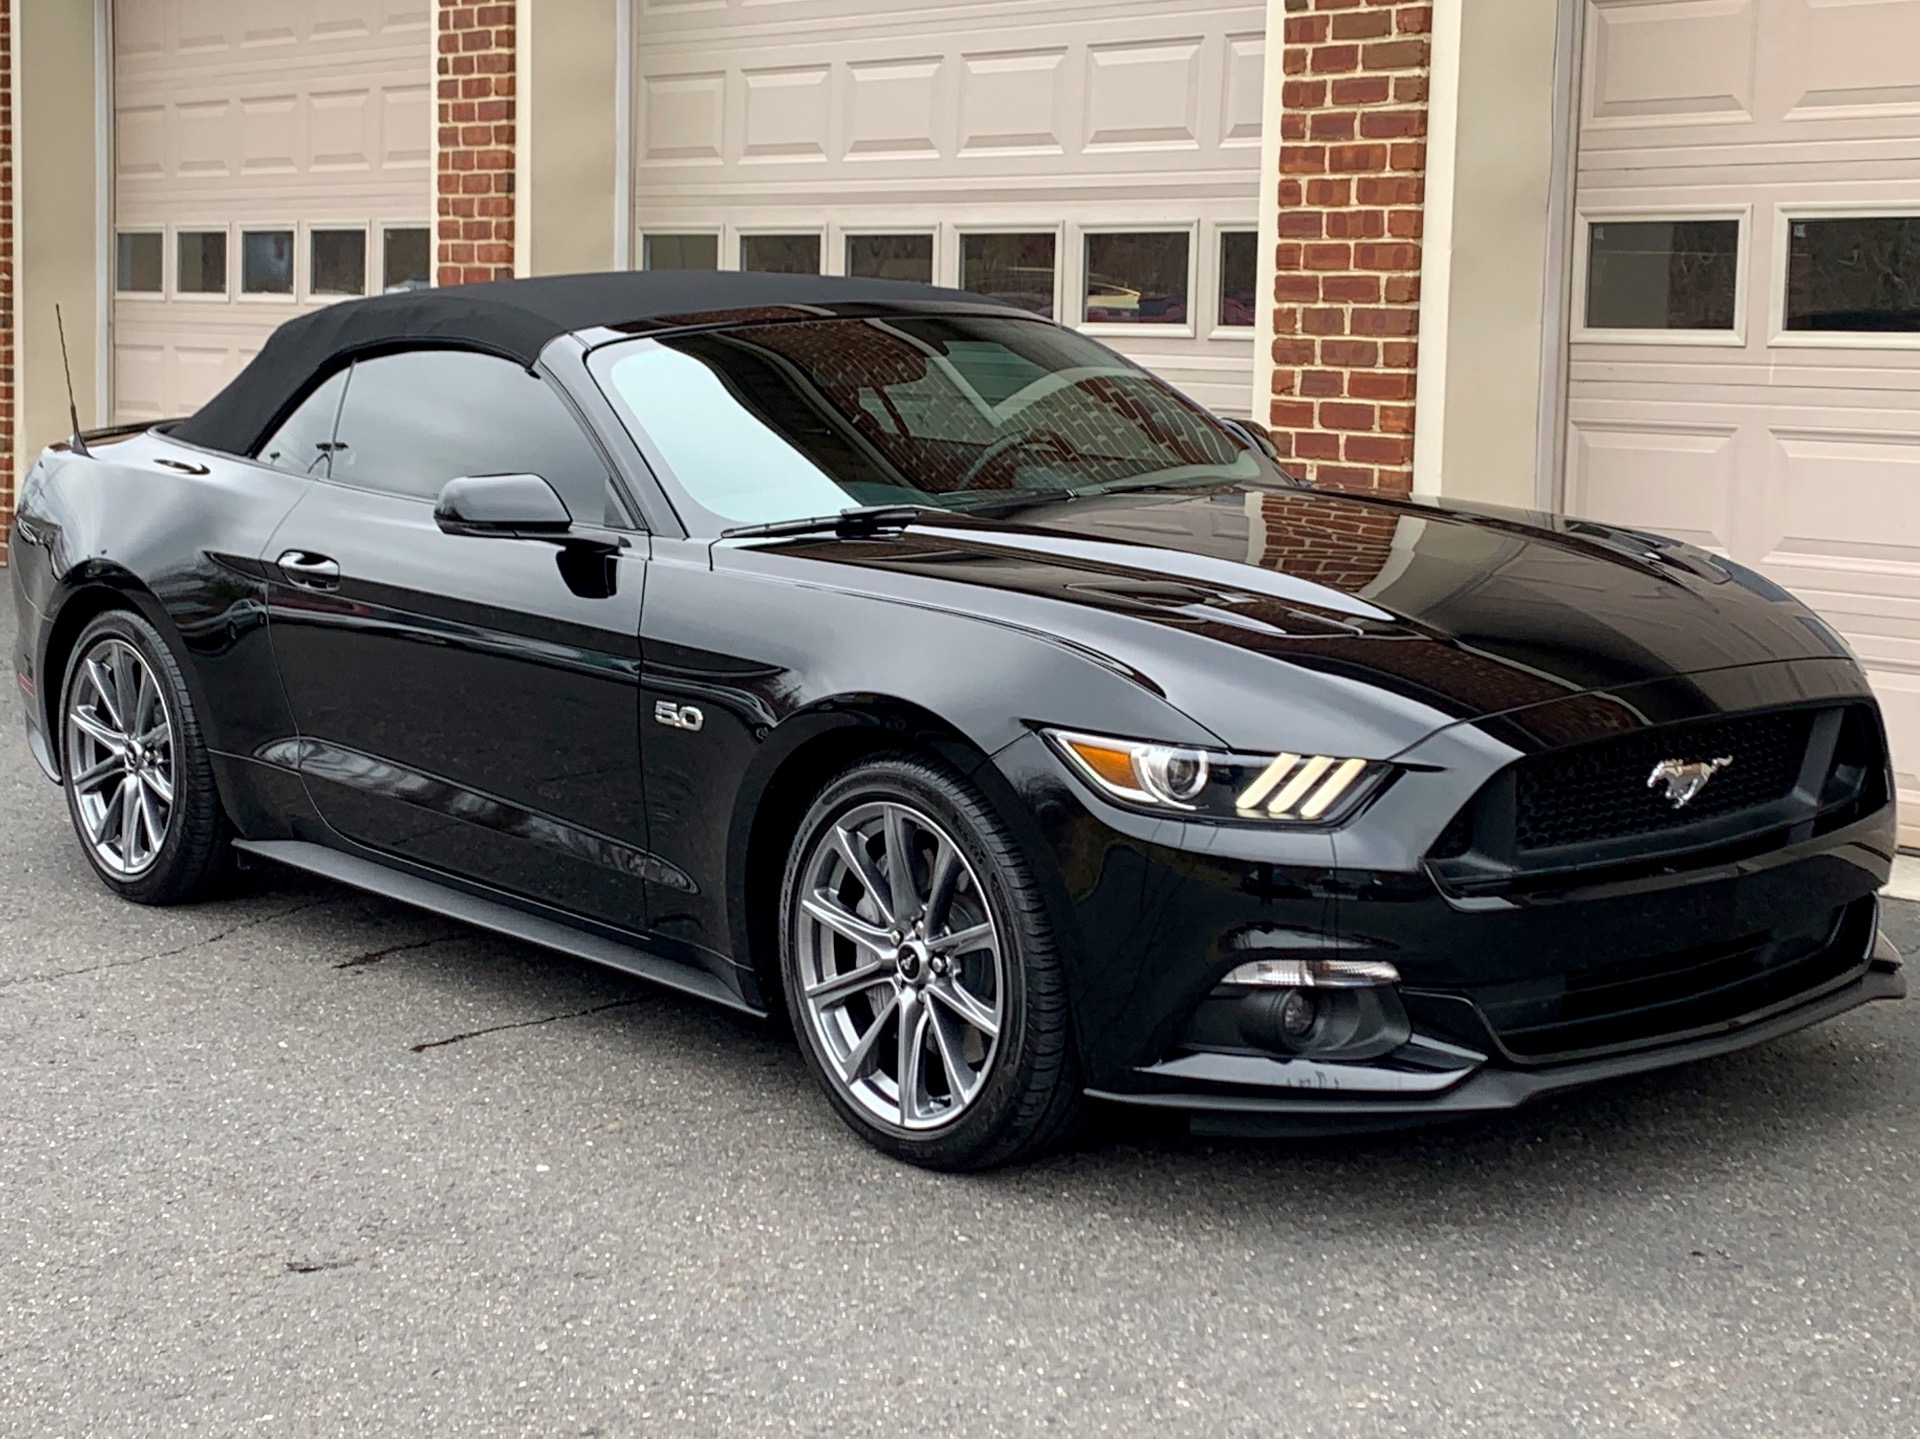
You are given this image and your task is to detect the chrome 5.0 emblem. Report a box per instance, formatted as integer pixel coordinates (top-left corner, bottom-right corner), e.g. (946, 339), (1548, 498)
(1647, 755), (1732, 809)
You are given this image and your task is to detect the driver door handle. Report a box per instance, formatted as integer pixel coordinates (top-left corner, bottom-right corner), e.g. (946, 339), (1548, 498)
(277, 550), (341, 590)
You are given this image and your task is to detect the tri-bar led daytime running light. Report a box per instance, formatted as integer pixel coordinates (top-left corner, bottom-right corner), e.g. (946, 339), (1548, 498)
(1221, 957), (1402, 988)
(1048, 730), (1386, 825)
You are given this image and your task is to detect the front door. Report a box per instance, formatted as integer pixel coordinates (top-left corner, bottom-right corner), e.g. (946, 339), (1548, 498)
(261, 347), (657, 933)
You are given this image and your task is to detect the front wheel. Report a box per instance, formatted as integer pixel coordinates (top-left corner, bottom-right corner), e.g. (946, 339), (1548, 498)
(779, 755), (1082, 1169)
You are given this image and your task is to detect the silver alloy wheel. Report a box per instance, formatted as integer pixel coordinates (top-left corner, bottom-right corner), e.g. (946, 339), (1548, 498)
(794, 800), (1006, 1132)
(63, 637), (177, 878)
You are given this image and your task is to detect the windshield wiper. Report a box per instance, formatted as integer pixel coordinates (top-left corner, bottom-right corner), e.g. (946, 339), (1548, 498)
(720, 504), (927, 541)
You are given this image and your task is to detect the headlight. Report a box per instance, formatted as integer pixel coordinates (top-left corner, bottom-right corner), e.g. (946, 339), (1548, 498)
(1046, 730), (1388, 824)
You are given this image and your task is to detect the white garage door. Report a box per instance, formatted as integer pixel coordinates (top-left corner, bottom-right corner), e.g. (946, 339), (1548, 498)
(629, 0), (1266, 415)
(1563, 0), (1920, 841)
(110, 1), (434, 423)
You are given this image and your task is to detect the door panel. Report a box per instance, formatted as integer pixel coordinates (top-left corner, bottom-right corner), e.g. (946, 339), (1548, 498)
(264, 481), (657, 932)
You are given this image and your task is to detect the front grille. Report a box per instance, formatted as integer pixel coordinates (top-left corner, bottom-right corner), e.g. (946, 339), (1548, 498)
(1468, 897), (1873, 1062)
(1514, 708), (1813, 851)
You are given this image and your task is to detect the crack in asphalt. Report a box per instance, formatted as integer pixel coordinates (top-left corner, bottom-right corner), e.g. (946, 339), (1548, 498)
(0, 896), (341, 990)
(410, 998), (646, 1053)
(283, 1257), (359, 1275)
(332, 934), (463, 970)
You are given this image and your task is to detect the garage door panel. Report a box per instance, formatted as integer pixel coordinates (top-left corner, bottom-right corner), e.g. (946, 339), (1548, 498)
(633, 0), (1262, 414)
(1584, 0), (1760, 129)
(1564, 420), (1736, 550)
(1783, 0), (1920, 118)
(113, 0), (430, 423)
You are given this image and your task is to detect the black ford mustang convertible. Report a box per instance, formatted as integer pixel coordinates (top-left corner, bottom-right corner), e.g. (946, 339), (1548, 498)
(9, 271), (1905, 1168)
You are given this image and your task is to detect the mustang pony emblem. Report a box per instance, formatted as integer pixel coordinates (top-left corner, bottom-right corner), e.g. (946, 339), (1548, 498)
(1647, 755), (1733, 809)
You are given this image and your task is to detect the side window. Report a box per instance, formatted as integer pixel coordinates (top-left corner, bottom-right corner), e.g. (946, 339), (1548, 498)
(257, 369), (348, 477)
(327, 349), (615, 523)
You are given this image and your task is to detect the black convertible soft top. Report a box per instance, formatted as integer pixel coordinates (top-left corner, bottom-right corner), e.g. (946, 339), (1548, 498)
(170, 269), (1002, 457)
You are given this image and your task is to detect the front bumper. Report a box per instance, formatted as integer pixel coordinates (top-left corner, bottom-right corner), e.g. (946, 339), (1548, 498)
(991, 657), (1903, 1124)
(1091, 933), (1905, 1136)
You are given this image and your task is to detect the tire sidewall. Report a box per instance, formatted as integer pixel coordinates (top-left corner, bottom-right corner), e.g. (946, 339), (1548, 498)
(779, 757), (1046, 1168)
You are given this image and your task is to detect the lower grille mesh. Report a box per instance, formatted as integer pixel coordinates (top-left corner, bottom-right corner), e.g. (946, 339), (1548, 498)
(1468, 898), (1873, 1061)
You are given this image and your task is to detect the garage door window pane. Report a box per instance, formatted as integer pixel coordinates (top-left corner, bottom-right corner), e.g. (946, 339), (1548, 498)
(177, 231), (228, 295)
(1219, 231), (1257, 328)
(1786, 216), (1920, 333)
(383, 227), (432, 292)
(116, 233), (163, 294)
(960, 233), (1055, 318)
(740, 234), (821, 275)
(643, 234), (720, 271)
(1585, 220), (1739, 330)
(847, 234), (933, 283)
(311, 230), (367, 297)
(1085, 233), (1190, 325)
(242, 230), (295, 295)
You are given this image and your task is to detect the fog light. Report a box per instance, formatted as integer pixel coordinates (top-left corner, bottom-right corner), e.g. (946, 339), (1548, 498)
(1277, 988), (1318, 1043)
(1222, 957), (1400, 989)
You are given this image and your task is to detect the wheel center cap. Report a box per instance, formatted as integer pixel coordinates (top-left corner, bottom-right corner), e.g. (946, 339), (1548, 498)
(895, 939), (931, 984)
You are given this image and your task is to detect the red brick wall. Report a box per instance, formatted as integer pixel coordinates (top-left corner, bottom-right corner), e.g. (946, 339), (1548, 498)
(436, 3), (516, 286)
(1268, 0), (1432, 494)
(0, 2), (13, 565)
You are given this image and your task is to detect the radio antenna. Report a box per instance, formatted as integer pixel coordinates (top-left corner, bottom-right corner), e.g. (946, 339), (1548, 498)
(56, 304), (92, 458)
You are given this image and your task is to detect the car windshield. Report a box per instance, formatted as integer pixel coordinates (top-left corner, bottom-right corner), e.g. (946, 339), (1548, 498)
(588, 313), (1287, 530)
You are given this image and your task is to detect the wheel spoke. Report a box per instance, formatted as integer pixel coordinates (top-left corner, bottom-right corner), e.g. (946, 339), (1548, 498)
(136, 783), (166, 857)
(933, 920), (995, 957)
(140, 765), (175, 808)
(924, 838), (962, 934)
(111, 775), (140, 856)
(804, 958), (895, 1009)
(839, 988), (900, 1081)
(110, 646), (141, 736)
(832, 824), (896, 926)
(801, 893), (894, 955)
(85, 658), (125, 732)
(132, 662), (160, 738)
(882, 805), (919, 920)
(928, 975), (1001, 1040)
(927, 1002), (979, 1106)
(897, 993), (929, 1125)
(71, 751), (124, 791)
(68, 708), (126, 754)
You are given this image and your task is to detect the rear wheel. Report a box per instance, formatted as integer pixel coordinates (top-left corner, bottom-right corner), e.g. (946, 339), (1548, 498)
(780, 755), (1082, 1169)
(58, 609), (231, 904)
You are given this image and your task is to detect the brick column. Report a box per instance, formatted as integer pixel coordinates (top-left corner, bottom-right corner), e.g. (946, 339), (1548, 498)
(0, 2), (14, 564)
(436, 3), (517, 286)
(1267, 0), (1432, 493)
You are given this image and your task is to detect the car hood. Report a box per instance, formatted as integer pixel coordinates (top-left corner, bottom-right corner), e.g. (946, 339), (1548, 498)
(732, 483), (1851, 755)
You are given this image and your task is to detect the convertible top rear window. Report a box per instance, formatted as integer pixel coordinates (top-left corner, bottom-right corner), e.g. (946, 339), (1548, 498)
(590, 315), (1276, 529)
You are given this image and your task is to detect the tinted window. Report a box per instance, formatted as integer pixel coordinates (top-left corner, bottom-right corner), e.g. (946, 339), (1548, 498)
(960, 233), (1055, 317)
(242, 230), (295, 295)
(311, 229), (367, 296)
(593, 315), (1275, 529)
(178, 231), (228, 295)
(117, 233), (163, 294)
(643, 234), (720, 271)
(1585, 219), (1739, 330)
(382, 226), (432, 292)
(846, 234), (933, 283)
(328, 350), (612, 521)
(1219, 231), (1257, 328)
(1084, 233), (1189, 324)
(257, 370), (350, 477)
(740, 234), (821, 274)
(1786, 215), (1920, 333)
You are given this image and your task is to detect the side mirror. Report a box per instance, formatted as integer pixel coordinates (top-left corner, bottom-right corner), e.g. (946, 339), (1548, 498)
(434, 472), (573, 538)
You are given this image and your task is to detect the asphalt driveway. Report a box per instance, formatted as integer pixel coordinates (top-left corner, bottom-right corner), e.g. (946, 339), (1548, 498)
(3, 598), (1917, 1437)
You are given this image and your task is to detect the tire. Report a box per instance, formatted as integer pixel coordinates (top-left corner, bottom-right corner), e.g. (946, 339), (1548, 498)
(57, 607), (233, 904)
(779, 753), (1083, 1169)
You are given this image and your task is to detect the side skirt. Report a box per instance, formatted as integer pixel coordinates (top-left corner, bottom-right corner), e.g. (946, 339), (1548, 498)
(233, 838), (762, 1016)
